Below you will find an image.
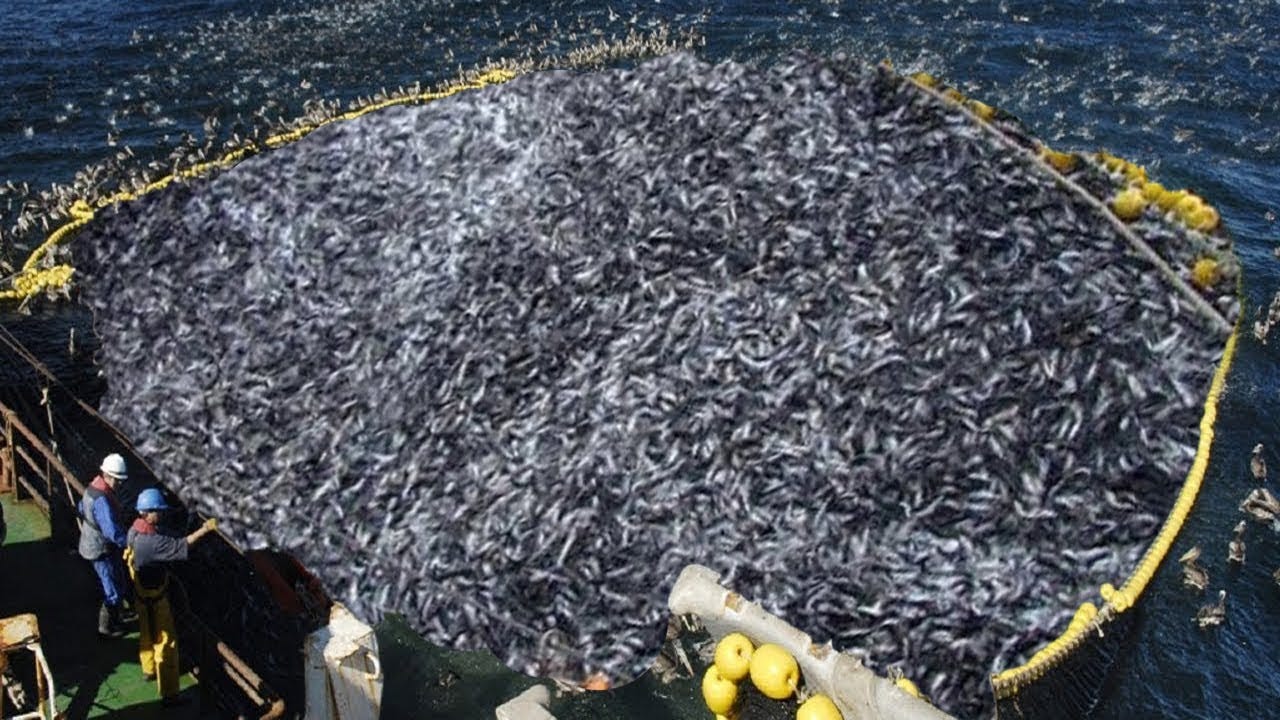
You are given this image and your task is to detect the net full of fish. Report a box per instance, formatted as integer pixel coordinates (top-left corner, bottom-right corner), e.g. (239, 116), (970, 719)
(67, 52), (1233, 718)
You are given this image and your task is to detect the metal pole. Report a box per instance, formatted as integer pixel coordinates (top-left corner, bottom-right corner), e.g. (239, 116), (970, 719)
(0, 410), (11, 494)
(40, 387), (57, 543)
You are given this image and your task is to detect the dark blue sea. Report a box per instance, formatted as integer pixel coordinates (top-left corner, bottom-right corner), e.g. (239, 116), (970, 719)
(2, 1), (1277, 717)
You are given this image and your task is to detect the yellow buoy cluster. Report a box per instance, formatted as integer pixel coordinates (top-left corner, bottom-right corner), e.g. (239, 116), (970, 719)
(910, 71), (999, 122)
(701, 634), (842, 720)
(2, 68), (523, 305)
(904, 70), (1227, 244)
(5, 264), (75, 300)
(1095, 150), (1221, 233)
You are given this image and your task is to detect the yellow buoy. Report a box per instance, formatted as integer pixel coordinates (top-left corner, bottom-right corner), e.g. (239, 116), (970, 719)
(749, 644), (799, 700)
(1096, 150), (1124, 173)
(1188, 205), (1221, 232)
(1175, 193), (1205, 217)
(714, 633), (755, 682)
(1040, 147), (1080, 173)
(1141, 181), (1165, 202)
(1122, 162), (1147, 185)
(1156, 188), (1189, 212)
(702, 665), (738, 715)
(1112, 187), (1147, 221)
(942, 87), (965, 102)
(1191, 257), (1220, 290)
(911, 71), (938, 88)
(895, 675), (924, 699)
(797, 694), (844, 720)
(968, 99), (996, 121)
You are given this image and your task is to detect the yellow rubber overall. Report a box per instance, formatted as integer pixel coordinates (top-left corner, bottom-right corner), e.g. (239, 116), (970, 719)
(124, 547), (180, 699)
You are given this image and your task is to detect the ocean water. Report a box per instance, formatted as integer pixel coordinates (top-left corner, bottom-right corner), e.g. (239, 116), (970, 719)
(1, 1), (1277, 716)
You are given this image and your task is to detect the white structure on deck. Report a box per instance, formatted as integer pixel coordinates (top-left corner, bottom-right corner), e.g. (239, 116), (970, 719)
(305, 603), (383, 720)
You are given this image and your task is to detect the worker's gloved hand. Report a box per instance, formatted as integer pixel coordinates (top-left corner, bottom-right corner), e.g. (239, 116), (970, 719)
(203, 518), (218, 532)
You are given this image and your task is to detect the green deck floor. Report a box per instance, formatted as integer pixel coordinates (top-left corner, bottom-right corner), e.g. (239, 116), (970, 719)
(1, 492), (201, 719)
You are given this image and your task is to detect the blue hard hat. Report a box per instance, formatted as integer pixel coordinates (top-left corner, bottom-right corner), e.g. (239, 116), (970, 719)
(135, 488), (170, 512)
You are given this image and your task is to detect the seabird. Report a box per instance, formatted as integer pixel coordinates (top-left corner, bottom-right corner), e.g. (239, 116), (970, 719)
(1240, 487), (1280, 523)
(1228, 521), (1246, 565)
(1179, 546), (1209, 592)
(1195, 590), (1226, 628)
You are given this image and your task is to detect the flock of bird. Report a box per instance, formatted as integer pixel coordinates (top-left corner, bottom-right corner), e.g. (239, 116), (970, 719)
(1180, 442), (1280, 630)
(67, 53), (1236, 717)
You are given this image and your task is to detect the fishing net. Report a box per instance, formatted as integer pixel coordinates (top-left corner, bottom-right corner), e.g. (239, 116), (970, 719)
(3, 50), (1239, 718)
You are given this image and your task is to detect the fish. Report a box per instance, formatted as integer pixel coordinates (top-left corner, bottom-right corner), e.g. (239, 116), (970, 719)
(66, 52), (1238, 719)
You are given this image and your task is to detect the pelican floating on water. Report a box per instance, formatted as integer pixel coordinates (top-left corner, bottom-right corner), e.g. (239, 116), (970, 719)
(1228, 521), (1246, 565)
(1240, 487), (1280, 523)
(1179, 546), (1209, 592)
(1195, 590), (1227, 628)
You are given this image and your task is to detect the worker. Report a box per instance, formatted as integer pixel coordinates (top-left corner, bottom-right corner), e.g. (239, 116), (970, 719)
(125, 488), (217, 705)
(78, 452), (133, 638)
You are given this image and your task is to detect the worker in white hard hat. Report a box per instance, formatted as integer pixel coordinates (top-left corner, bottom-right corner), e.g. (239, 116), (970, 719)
(78, 452), (135, 638)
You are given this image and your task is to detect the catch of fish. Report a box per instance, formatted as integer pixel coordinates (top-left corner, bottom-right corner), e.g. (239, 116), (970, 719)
(67, 53), (1235, 717)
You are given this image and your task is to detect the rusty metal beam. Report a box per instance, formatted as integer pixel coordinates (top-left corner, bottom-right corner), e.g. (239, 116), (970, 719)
(11, 445), (51, 512)
(259, 697), (286, 720)
(2, 413), (13, 494)
(0, 403), (86, 497)
(216, 641), (273, 697)
(181, 609), (286, 718)
(222, 660), (268, 706)
(12, 475), (49, 514)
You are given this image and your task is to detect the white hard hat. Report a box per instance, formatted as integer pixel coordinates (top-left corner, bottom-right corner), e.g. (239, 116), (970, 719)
(100, 453), (128, 480)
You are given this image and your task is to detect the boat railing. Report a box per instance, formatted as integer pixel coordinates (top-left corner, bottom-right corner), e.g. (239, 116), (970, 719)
(0, 396), (287, 719)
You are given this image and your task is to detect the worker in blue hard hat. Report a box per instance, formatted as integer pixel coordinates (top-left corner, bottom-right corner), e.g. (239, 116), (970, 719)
(78, 452), (134, 638)
(124, 487), (218, 705)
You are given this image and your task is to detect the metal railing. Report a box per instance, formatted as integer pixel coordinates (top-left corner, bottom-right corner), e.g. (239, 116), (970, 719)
(0, 396), (286, 719)
(0, 402), (85, 519)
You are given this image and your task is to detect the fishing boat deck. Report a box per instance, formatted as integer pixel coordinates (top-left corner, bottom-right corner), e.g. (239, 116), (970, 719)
(0, 492), (200, 719)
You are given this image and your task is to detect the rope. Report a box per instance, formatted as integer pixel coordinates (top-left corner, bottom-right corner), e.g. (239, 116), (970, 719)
(881, 67), (1242, 700)
(883, 67), (1241, 701)
(898, 67), (1233, 336)
(990, 320), (1239, 698)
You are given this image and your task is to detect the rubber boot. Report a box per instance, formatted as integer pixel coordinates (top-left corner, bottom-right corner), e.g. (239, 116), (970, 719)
(98, 603), (123, 639)
(108, 604), (130, 635)
(119, 602), (138, 624)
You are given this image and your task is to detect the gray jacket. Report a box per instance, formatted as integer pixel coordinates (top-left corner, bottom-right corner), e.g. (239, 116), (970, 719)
(78, 482), (127, 560)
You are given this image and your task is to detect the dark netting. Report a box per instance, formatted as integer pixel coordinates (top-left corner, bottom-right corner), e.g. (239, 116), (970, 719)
(995, 609), (1138, 720)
